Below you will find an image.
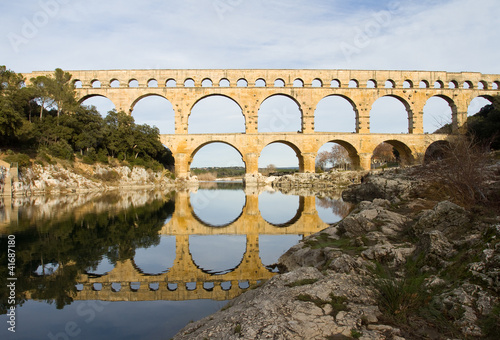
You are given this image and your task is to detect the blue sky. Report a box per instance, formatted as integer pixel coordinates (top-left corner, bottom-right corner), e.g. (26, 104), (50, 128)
(1, 0), (498, 167)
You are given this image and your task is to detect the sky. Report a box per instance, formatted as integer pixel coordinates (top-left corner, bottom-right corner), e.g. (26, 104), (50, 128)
(1, 0), (499, 168)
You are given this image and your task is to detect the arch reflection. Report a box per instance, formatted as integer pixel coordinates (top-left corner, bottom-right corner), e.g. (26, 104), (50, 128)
(10, 188), (354, 303)
(258, 191), (303, 227)
(189, 235), (247, 275)
(190, 188), (246, 227)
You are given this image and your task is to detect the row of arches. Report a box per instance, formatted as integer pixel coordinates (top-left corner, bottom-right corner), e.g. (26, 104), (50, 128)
(187, 139), (417, 172)
(76, 77), (500, 90)
(82, 93), (492, 135)
(84, 234), (299, 277)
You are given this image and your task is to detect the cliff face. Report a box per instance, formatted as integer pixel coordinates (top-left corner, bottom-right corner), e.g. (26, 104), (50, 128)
(173, 163), (500, 340)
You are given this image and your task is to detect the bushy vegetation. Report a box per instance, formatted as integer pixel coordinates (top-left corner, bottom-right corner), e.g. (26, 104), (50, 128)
(0, 66), (174, 170)
(467, 97), (500, 150)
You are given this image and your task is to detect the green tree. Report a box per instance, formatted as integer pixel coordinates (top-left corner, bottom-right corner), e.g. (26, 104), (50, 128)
(132, 124), (163, 159)
(29, 68), (77, 119)
(68, 106), (104, 155)
(104, 110), (135, 159)
(48, 68), (77, 117)
(0, 66), (31, 144)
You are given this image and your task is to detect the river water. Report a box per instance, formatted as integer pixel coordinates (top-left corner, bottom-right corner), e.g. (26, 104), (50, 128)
(0, 183), (351, 339)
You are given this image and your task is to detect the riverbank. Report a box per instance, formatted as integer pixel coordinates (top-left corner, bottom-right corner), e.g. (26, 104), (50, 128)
(1, 160), (198, 197)
(173, 159), (500, 339)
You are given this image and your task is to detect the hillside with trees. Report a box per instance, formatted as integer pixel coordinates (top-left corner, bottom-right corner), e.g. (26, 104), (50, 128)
(0, 66), (174, 171)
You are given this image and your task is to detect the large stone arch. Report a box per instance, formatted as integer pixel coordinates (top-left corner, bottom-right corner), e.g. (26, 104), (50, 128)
(259, 140), (304, 171)
(257, 93), (303, 133)
(424, 140), (451, 163)
(467, 94), (494, 115)
(189, 141), (245, 170)
(423, 94), (457, 133)
(373, 139), (415, 166)
(130, 93), (172, 111)
(318, 139), (361, 169)
(78, 93), (115, 106)
(190, 94), (244, 116)
(314, 94), (359, 133)
(188, 94), (246, 134)
(372, 94), (413, 133)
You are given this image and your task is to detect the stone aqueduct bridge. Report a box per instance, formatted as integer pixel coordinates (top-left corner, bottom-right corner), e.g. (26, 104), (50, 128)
(25, 69), (500, 177)
(71, 191), (328, 302)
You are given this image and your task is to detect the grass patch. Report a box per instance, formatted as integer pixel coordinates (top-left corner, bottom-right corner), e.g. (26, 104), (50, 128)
(350, 328), (363, 338)
(296, 292), (348, 317)
(371, 256), (463, 337)
(480, 303), (500, 339)
(233, 323), (241, 334)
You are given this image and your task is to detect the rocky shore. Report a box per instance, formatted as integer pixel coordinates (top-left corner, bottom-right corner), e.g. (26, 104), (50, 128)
(6, 162), (197, 196)
(173, 162), (500, 339)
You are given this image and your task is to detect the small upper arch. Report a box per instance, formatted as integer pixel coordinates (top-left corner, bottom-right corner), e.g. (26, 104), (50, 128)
(237, 78), (248, 87)
(448, 80), (458, 89)
(403, 80), (413, 88)
(166, 78), (177, 87)
(202, 78), (213, 87)
(255, 78), (266, 87)
(331, 79), (341, 88)
(348, 79), (359, 88)
(110, 79), (120, 88)
(478, 80), (488, 90)
(463, 81), (474, 89)
(293, 78), (304, 87)
(419, 80), (430, 88)
(128, 79), (139, 87)
(184, 78), (195, 87)
(147, 78), (158, 87)
(366, 79), (377, 88)
(274, 78), (285, 87)
(219, 78), (230, 87)
(91, 79), (101, 88)
(434, 80), (444, 89)
(385, 79), (396, 88)
(311, 78), (323, 87)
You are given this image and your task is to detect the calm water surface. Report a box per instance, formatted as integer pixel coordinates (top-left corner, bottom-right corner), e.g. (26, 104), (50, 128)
(0, 184), (351, 339)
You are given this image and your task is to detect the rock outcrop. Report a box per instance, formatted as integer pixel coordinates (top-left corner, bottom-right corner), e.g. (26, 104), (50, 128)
(272, 171), (366, 192)
(174, 162), (500, 340)
(11, 163), (197, 196)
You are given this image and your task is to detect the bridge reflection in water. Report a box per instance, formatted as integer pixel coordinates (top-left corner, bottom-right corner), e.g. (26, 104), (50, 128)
(75, 189), (347, 302)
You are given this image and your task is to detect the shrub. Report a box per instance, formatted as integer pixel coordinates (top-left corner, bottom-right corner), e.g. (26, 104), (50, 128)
(47, 141), (74, 161)
(95, 170), (121, 182)
(97, 149), (108, 164)
(4, 152), (31, 168)
(421, 137), (490, 208)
